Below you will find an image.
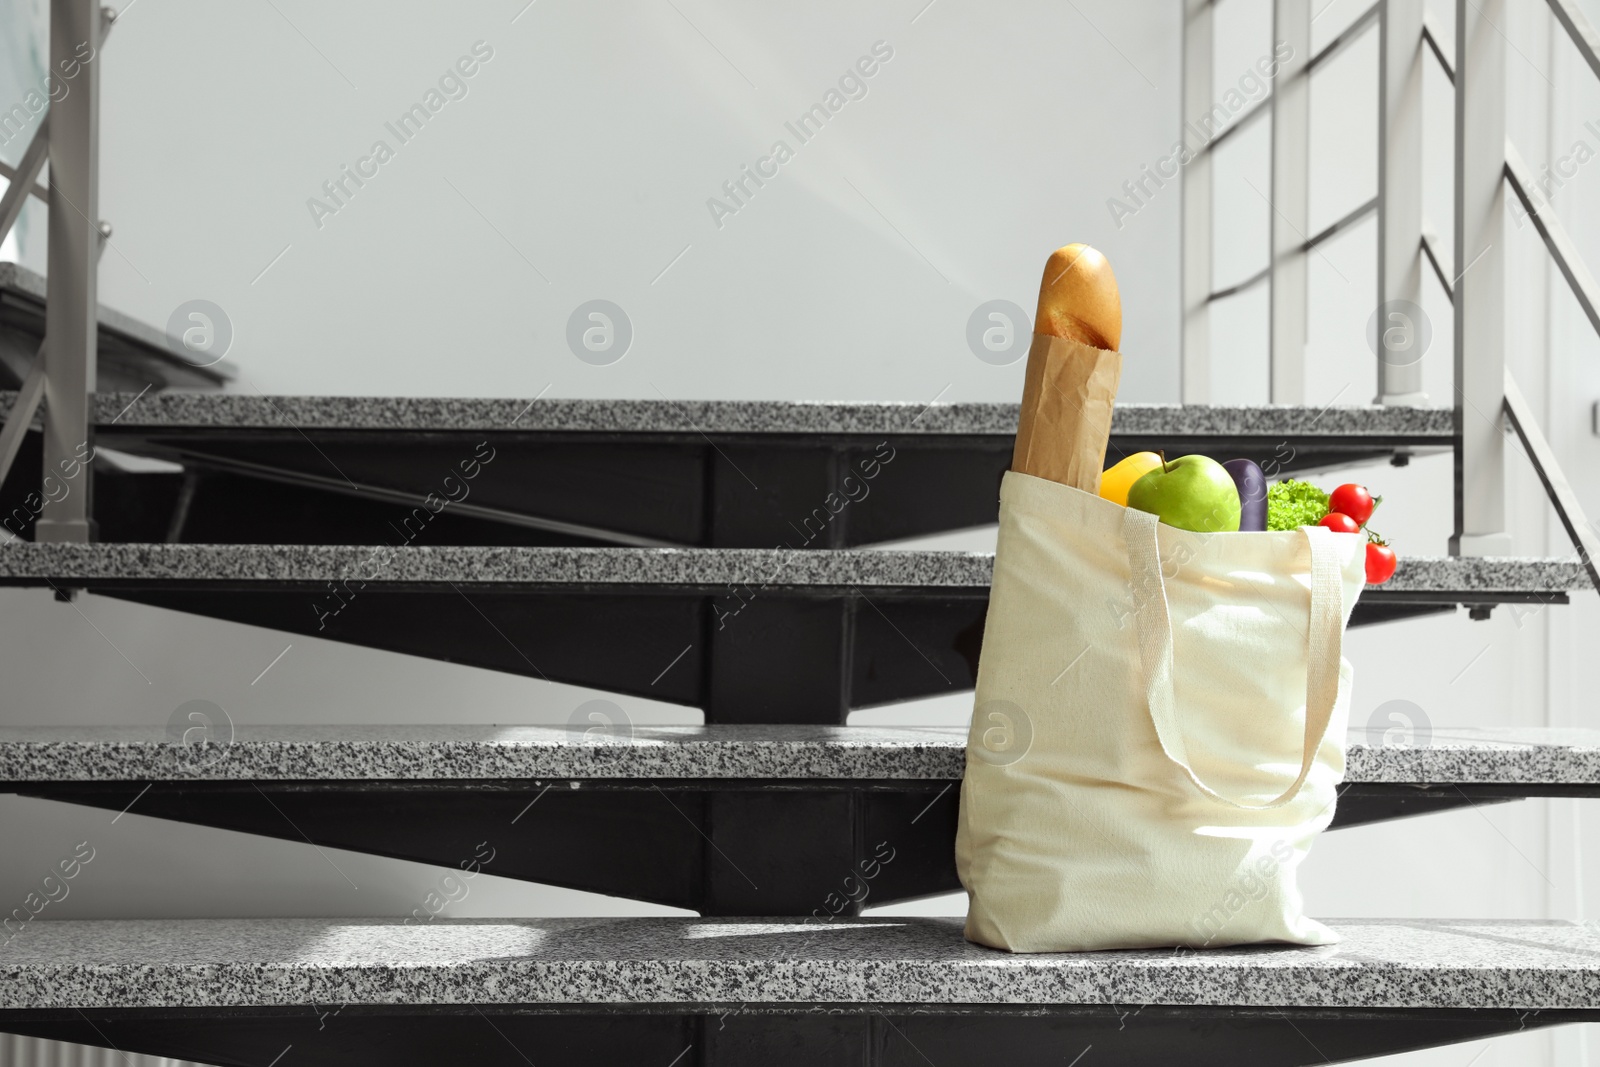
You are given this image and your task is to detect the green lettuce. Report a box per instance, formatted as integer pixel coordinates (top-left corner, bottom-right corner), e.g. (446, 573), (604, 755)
(1266, 479), (1330, 531)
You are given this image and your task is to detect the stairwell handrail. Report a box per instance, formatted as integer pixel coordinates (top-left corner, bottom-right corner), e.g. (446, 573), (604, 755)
(0, 2), (115, 534)
(0, 115), (54, 499)
(1399, 0), (1600, 579)
(1190, 1), (1379, 167)
(1405, 12), (1600, 594)
(1498, 139), (1600, 596)
(1180, 0), (1380, 403)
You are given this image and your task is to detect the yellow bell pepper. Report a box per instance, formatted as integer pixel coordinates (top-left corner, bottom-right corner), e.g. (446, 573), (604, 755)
(1099, 451), (1164, 507)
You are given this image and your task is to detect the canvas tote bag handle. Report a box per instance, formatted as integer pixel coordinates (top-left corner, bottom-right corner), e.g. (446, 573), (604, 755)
(1120, 506), (1344, 810)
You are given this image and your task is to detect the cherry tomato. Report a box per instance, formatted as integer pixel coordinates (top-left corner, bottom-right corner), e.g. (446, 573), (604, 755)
(1329, 484), (1376, 526)
(1366, 542), (1397, 584)
(1318, 512), (1360, 534)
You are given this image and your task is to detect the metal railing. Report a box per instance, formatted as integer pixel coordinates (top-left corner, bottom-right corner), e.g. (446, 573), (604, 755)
(1181, 0), (1600, 584)
(0, 0), (112, 543)
(1179, 0), (1383, 404)
(1452, 0), (1511, 556)
(1444, 0), (1600, 573)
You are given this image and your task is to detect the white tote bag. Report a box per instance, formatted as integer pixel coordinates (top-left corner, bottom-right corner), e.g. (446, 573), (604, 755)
(955, 471), (1367, 952)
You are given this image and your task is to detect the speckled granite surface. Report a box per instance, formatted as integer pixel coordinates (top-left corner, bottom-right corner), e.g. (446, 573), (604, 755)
(1345, 726), (1600, 783)
(0, 544), (994, 587)
(0, 543), (1585, 593)
(0, 387), (1455, 436)
(1382, 556), (1591, 594)
(0, 917), (1595, 1010)
(0, 724), (967, 782)
(1, 725), (1594, 784)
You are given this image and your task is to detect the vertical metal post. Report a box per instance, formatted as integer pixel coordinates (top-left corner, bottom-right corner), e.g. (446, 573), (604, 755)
(36, 0), (100, 543)
(1270, 0), (1311, 404)
(1451, 0), (1510, 555)
(1376, 0), (1428, 404)
(1180, 0), (1213, 404)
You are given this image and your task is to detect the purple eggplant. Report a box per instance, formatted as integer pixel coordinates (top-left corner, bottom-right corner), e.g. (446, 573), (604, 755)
(1223, 459), (1268, 532)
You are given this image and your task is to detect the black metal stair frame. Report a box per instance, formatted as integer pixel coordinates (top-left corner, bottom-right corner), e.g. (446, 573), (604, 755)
(4, 726), (1596, 916)
(0, 392), (1451, 549)
(3, 1003), (1589, 1067)
(15, 778), (1600, 918)
(0, 546), (1581, 723)
(0, 389), (1590, 1064)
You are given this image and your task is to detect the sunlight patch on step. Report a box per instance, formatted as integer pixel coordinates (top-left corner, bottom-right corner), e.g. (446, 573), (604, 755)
(305, 921), (549, 961)
(682, 922), (904, 939)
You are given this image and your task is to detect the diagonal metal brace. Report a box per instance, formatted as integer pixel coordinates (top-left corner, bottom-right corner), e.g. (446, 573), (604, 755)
(0, 113), (50, 248)
(0, 216), (113, 499)
(1505, 139), (1600, 341)
(1503, 368), (1600, 597)
(0, 344), (48, 496)
(0, 142), (115, 501)
(1545, 0), (1600, 83)
(1422, 7), (1455, 82)
(0, 8), (113, 239)
(0, 157), (49, 205)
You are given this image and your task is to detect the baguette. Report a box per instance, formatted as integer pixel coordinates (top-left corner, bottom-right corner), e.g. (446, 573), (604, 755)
(1011, 244), (1123, 492)
(1034, 244), (1121, 350)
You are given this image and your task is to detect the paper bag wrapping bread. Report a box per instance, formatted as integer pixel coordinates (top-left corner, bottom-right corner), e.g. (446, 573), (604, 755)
(1011, 334), (1122, 493)
(1009, 243), (1123, 495)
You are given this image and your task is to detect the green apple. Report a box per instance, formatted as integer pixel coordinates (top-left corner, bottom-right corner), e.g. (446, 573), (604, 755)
(1126, 454), (1241, 533)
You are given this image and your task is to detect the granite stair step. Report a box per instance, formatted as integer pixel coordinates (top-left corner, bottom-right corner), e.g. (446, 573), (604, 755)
(0, 263), (234, 392)
(0, 543), (1581, 723)
(0, 916), (1595, 1066)
(0, 388), (1449, 548)
(6, 726), (1593, 916)
(4, 723), (1597, 786)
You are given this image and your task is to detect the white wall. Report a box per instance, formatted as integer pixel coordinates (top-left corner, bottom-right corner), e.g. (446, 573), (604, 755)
(3, 1), (1600, 1065)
